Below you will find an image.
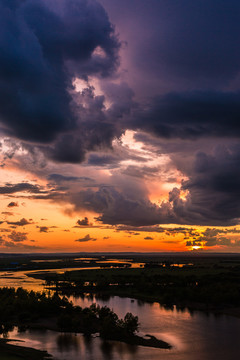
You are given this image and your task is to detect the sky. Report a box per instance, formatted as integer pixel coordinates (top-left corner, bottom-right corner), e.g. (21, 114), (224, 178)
(1, 0), (240, 253)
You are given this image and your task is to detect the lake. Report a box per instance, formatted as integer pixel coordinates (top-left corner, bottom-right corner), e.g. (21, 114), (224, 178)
(1, 269), (240, 360)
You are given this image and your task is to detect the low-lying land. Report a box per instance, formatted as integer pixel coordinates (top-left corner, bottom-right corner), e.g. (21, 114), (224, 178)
(0, 287), (170, 357)
(30, 255), (240, 316)
(0, 338), (50, 360)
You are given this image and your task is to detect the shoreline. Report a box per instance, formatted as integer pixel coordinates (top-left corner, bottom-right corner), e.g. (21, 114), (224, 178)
(39, 284), (240, 320)
(29, 318), (171, 349)
(0, 338), (51, 359)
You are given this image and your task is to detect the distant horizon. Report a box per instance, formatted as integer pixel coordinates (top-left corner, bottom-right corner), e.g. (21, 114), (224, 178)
(1, 251), (240, 256)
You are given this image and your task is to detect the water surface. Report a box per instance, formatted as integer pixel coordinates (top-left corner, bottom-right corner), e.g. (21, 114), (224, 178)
(1, 269), (239, 360)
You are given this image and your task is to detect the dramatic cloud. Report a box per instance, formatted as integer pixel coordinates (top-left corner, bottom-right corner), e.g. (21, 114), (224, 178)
(101, 0), (240, 93)
(2, 0), (240, 250)
(0, 0), (120, 145)
(177, 145), (240, 225)
(69, 186), (167, 226)
(75, 234), (97, 242)
(129, 91), (240, 140)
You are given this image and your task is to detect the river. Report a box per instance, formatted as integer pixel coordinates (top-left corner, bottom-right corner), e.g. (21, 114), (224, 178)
(1, 268), (240, 360)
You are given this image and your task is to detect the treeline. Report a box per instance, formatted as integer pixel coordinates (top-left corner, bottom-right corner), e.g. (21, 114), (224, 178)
(0, 287), (138, 339)
(41, 265), (240, 309)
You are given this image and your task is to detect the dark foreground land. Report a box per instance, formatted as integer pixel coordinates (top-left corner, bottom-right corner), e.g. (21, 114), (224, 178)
(0, 338), (50, 360)
(0, 287), (170, 359)
(0, 253), (240, 358)
(29, 253), (240, 317)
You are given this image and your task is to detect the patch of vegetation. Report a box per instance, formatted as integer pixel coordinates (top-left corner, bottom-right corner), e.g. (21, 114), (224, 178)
(0, 287), (170, 350)
(35, 256), (240, 312)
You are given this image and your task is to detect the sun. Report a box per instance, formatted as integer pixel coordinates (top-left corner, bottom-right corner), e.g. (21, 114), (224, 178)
(191, 245), (202, 251)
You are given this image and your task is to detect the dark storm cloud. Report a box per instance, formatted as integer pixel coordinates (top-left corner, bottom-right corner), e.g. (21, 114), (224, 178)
(128, 91), (240, 140)
(0, 0), (120, 143)
(65, 152), (240, 225)
(2, 0), (240, 231)
(43, 135), (86, 163)
(102, 0), (240, 141)
(142, 0), (240, 85)
(101, 0), (240, 91)
(37, 92), (122, 163)
(69, 186), (175, 226)
(177, 145), (240, 225)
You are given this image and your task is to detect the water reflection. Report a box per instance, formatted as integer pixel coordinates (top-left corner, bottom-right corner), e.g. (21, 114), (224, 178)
(0, 271), (240, 360)
(57, 333), (80, 352)
(2, 300), (240, 360)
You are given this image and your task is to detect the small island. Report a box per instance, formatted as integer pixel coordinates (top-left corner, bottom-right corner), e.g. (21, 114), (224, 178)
(0, 287), (171, 359)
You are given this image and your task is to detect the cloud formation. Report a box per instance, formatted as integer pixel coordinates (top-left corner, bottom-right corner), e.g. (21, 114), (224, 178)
(7, 202), (18, 208)
(6, 218), (32, 227)
(0, 0), (120, 146)
(76, 217), (90, 226)
(75, 234), (97, 242)
(2, 0), (240, 238)
(129, 91), (240, 140)
(8, 231), (28, 243)
(0, 183), (45, 194)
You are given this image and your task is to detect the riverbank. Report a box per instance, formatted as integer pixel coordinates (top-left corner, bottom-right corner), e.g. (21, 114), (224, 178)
(85, 288), (240, 319)
(0, 287), (171, 353)
(30, 263), (240, 319)
(29, 316), (171, 349)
